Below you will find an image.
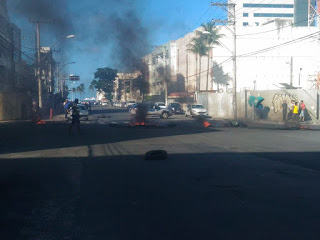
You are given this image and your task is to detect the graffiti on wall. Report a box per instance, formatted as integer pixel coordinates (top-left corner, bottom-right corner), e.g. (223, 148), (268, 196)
(272, 92), (297, 113)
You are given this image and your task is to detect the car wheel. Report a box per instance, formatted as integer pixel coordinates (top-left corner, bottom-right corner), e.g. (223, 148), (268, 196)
(185, 113), (188, 117)
(162, 112), (169, 119)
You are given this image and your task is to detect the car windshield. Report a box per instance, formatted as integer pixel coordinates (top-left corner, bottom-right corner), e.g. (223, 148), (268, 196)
(192, 105), (204, 109)
(4, 1), (318, 239)
(171, 103), (180, 107)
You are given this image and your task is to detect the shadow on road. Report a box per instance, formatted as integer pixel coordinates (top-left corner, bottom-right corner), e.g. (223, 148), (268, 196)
(0, 120), (220, 155)
(0, 151), (320, 239)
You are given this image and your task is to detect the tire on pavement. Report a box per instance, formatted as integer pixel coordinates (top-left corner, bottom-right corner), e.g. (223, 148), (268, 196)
(162, 112), (169, 119)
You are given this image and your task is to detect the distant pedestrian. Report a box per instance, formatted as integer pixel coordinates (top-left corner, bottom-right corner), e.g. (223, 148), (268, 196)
(64, 99), (71, 119)
(282, 100), (287, 121)
(69, 98), (81, 135)
(288, 100), (294, 120)
(32, 100), (40, 122)
(300, 100), (306, 122)
(292, 102), (299, 121)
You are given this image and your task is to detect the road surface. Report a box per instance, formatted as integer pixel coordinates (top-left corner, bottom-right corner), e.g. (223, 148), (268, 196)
(0, 106), (320, 239)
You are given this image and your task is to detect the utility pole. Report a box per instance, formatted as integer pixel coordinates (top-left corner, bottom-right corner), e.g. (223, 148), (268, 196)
(212, 1), (237, 119)
(290, 56), (293, 86)
(164, 46), (168, 105)
(36, 22), (42, 109)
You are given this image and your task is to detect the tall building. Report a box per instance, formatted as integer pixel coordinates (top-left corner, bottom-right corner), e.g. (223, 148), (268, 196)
(233, 0), (295, 26)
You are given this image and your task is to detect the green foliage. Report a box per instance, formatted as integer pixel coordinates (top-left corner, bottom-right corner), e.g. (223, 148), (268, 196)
(90, 67), (118, 98)
(188, 36), (208, 57)
(200, 22), (224, 48)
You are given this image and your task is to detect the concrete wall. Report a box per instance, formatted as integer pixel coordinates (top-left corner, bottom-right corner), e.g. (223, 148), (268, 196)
(199, 92), (247, 119)
(0, 92), (32, 121)
(199, 89), (319, 121)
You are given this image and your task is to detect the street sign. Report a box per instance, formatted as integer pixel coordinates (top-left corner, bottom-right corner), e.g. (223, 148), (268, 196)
(69, 75), (80, 81)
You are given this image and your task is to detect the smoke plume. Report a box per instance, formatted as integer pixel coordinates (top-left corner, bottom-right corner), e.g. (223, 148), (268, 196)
(8, 0), (151, 72)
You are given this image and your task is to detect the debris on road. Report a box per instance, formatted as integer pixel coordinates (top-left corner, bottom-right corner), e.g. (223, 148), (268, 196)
(145, 150), (168, 160)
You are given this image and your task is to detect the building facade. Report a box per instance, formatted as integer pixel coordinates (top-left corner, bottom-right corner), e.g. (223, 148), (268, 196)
(233, 0), (295, 26)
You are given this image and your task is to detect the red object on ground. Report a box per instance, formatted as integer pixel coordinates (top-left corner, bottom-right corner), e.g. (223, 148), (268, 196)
(130, 121), (146, 126)
(36, 120), (46, 125)
(50, 108), (53, 119)
(203, 120), (211, 128)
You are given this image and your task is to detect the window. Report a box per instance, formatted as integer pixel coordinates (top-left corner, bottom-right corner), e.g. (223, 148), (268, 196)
(254, 13), (294, 18)
(243, 4), (293, 8)
(243, 13), (248, 17)
(243, 22), (249, 26)
(255, 22), (259, 26)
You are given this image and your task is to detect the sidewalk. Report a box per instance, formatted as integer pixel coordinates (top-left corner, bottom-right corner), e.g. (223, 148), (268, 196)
(246, 119), (320, 130)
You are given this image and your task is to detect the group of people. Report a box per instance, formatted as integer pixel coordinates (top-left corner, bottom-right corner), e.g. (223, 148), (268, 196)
(282, 100), (306, 122)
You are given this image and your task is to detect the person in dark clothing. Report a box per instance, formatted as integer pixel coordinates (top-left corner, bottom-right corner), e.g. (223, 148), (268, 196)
(69, 98), (81, 135)
(282, 100), (288, 121)
(64, 99), (71, 119)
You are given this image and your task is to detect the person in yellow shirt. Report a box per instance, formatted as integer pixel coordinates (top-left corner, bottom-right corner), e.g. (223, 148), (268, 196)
(293, 102), (299, 121)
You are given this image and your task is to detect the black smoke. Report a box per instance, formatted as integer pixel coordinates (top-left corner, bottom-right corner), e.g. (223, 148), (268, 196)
(8, 0), (151, 72)
(8, 0), (73, 36)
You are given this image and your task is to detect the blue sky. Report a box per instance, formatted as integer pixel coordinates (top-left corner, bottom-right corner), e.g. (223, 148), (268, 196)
(9, 0), (227, 99)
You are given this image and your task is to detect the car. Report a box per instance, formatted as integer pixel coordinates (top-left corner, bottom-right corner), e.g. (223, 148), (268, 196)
(131, 103), (171, 119)
(68, 104), (89, 121)
(185, 104), (208, 117)
(168, 103), (184, 114)
(126, 101), (136, 108)
(155, 102), (167, 109)
(101, 101), (108, 106)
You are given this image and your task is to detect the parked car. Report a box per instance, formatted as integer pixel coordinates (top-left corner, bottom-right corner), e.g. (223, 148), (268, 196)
(168, 103), (184, 114)
(68, 104), (89, 121)
(185, 104), (208, 117)
(101, 101), (108, 106)
(126, 101), (136, 108)
(131, 103), (171, 119)
(155, 102), (167, 109)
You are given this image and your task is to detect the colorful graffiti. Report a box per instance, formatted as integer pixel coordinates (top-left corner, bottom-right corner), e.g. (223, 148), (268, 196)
(272, 92), (297, 113)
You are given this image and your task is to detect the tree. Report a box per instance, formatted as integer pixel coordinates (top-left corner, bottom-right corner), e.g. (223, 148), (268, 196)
(188, 35), (208, 93)
(76, 83), (85, 100)
(200, 22), (224, 90)
(90, 67), (118, 99)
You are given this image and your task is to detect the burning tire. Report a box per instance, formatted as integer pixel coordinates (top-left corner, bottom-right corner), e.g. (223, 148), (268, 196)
(161, 112), (169, 119)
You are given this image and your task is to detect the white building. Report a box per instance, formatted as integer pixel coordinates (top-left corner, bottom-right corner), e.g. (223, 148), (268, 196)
(233, 0), (295, 27)
(146, 21), (320, 95)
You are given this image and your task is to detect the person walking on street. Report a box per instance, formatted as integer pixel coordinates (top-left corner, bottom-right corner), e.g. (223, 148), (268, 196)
(293, 102), (299, 122)
(69, 98), (81, 135)
(300, 100), (306, 122)
(282, 100), (288, 121)
(64, 99), (71, 119)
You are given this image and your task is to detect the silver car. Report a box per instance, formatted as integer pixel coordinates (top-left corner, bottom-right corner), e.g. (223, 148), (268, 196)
(185, 104), (208, 117)
(68, 104), (89, 121)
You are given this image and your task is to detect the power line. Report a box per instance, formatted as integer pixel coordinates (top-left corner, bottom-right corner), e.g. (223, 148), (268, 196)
(237, 18), (311, 36)
(238, 32), (320, 58)
(0, 34), (36, 62)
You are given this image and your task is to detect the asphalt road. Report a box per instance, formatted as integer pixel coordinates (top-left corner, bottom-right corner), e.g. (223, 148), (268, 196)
(1, 106), (320, 239)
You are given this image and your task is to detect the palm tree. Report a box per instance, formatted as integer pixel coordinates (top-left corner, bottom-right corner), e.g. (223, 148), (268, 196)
(200, 22), (224, 90)
(188, 36), (208, 93)
(76, 83), (85, 100)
